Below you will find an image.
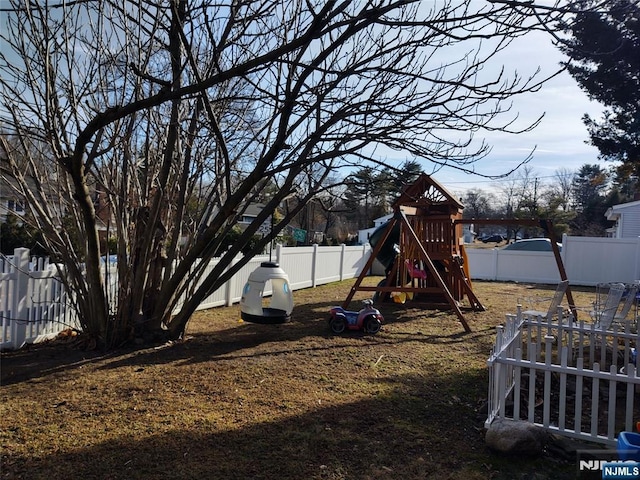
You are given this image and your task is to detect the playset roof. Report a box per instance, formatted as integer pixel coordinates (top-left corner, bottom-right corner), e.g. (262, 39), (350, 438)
(392, 173), (464, 213)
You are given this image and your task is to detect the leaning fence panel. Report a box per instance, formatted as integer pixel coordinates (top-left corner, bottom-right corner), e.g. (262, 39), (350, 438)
(0, 249), (81, 349)
(487, 309), (640, 446)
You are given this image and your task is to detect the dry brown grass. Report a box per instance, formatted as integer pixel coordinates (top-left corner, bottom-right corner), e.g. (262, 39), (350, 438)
(1, 278), (600, 480)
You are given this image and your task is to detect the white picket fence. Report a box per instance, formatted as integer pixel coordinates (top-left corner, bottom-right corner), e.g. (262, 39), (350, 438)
(486, 307), (640, 446)
(0, 244), (371, 350)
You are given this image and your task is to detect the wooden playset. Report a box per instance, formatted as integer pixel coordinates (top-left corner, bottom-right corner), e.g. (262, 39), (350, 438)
(343, 174), (481, 332)
(343, 173), (575, 333)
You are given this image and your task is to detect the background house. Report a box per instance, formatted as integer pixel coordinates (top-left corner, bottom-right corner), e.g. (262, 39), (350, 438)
(605, 199), (640, 238)
(0, 197), (25, 223)
(0, 176), (27, 223)
(237, 203), (274, 236)
(357, 213), (393, 245)
(1, 173), (66, 225)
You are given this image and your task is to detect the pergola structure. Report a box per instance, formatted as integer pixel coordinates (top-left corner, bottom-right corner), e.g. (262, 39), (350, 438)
(343, 174), (575, 333)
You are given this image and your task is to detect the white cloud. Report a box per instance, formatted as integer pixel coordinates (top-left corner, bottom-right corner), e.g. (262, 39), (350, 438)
(432, 31), (609, 193)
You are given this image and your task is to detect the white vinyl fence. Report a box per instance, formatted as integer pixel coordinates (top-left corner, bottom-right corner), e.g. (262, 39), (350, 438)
(0, 244), (371, 350)
(2, 235), (639, 351)
(465, 235), (640, 286)
(486, 307), (640, 446)
(0, 253), (78, 351)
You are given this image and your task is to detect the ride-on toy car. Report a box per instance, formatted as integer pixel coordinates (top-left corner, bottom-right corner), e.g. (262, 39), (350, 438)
(328, 299), (383, 334)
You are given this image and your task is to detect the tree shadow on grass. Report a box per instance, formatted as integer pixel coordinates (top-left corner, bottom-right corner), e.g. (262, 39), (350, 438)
(2, 370), (576, 480)
(0, 297), (487, 386)
(89, 311), (494, 373)
(1, 280), (586, 386)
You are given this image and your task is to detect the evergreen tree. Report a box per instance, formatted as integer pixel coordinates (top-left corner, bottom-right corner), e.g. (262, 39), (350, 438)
(560, 1), (640, 186)
(570, 164), (610, 235)
(390, 161), (423, 199)
(0, 213), (48, 255)
(343, 167), (388, 229)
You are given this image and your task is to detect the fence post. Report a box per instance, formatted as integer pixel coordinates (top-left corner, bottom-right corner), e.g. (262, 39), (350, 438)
(225, 257), (237, 307)
(363, 243), (371, 275)
(339, 244), (345, 281)
(491, 248), (499, 281)
(634, 237), (640, 283)
(11, 248), (30, 349)
(311, 244), (318, 288)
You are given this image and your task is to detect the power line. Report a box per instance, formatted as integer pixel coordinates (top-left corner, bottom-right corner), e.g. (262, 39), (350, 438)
(445, 173), (570, 185)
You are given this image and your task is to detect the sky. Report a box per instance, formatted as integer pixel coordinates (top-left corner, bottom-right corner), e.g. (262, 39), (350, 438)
(0, 2), (607, 201)
(421, 30), (607, 198)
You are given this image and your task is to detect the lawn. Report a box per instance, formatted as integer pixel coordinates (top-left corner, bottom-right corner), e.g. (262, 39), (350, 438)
(1, 278), (600, 479)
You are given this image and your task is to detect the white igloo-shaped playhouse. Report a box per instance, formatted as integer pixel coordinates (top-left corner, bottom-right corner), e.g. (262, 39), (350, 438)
(240, 262), (293, 324)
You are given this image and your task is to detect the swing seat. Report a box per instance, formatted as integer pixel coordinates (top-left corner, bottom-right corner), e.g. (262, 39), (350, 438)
(241, 307), (291, 324)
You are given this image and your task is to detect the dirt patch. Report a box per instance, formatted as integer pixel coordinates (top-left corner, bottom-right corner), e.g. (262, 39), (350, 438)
(1, 278), (602, 479)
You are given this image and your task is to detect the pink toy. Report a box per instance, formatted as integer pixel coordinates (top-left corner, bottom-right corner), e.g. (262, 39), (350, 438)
(405, 260), (427, 279)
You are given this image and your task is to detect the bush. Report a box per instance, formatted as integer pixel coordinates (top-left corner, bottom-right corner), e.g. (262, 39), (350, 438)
(0, 214), (48, 255)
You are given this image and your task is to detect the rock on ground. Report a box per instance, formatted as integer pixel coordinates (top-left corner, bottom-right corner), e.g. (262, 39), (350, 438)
(485, 418), (548, 456)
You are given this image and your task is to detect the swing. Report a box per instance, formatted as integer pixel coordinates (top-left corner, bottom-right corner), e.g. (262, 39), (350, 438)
(240, 262), (293, 324)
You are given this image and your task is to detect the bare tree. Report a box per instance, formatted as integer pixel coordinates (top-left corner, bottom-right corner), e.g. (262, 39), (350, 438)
(549, 167), (576, 212)
(495, 166), (543, 239)
(461, 189), (494, 219)
(0, 0), (592, 348)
